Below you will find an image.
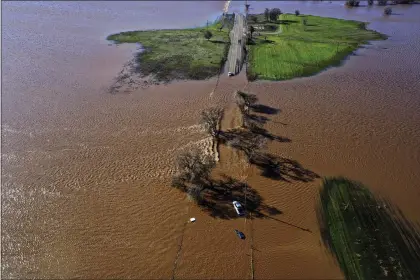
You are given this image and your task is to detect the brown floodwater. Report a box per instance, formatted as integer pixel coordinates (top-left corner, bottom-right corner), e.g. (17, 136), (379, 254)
(2, 1), (420, 279)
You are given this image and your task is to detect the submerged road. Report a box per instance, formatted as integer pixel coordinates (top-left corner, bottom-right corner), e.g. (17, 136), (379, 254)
(227, 13), (246, 75)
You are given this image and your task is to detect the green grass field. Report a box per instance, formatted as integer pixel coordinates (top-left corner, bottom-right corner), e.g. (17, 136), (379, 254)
(318, 177), (420, 280)
(107, 19), (231, 81)
(247, 14), (387, 81)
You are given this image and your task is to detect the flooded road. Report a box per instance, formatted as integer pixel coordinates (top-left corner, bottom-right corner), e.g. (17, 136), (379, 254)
(2, 1), (420, 278)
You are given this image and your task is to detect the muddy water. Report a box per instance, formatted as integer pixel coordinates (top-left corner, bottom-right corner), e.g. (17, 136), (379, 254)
(2, 1), (420, 279)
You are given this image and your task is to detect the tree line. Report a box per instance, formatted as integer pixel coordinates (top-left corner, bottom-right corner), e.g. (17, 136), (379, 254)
(170, 107), (223, 203)
(170, 91), (267, 204)
(264, 8), (282, 22)
(346, 0), (415, 7)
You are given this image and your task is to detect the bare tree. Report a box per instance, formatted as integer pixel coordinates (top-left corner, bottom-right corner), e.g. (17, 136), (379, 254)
(175, 148), (215, 184)
(235, 90), (258, 115)
(187, 184), (204, 203)
(200, 107), (223, 138)
(226, 131), (267, 162)
(243, 134), (267, 162)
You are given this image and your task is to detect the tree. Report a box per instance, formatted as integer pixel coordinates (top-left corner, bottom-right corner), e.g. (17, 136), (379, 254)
(269, 8), (282, 22)
(244, 135), (267, 162)
(384, 7), (392, 15)
(200, 107), (223, 138)
(203, 30), (213, 41)
(227, 132), (267, 162)
(264, 8), (270, 22)
(368, 0), (374, 5)
(235, 91), (258, 115)
(235, 91), (258, 127)
(187, 184), (204, 203)
(248, 25), (255, 38)
(175, 148), (215, 185)
(249, 15), (258, 23)
(295, 10), (300, 16)
(377, 0), (387, 5)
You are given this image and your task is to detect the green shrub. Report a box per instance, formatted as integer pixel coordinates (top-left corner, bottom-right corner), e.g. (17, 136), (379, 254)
(203, 30), (213, 41)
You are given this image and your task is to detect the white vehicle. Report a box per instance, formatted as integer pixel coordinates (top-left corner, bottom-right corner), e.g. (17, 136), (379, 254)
(228, 71), (234, 77)
(232, 201), (245, 216)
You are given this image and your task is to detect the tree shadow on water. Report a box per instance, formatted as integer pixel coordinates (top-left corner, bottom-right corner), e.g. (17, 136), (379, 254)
(251, 104), (281, 115)
(317, 177), (420, 280)
(218, 129), (316, 182)
(249, 125), (292, 142)
(219, 122), (291, 146)
(250, 152), (320, 182)
(196, 175), (283, 220)
(217, 101), (318, 182)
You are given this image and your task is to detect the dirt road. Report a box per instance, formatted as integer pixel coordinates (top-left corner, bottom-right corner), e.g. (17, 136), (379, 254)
(227, 13), (246, 75)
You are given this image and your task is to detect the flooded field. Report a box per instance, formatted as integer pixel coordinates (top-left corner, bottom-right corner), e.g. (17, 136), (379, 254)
(2, 1), (420, 278)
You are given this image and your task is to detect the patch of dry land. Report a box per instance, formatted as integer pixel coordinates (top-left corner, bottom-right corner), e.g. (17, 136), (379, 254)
(246, 13), (386, 80)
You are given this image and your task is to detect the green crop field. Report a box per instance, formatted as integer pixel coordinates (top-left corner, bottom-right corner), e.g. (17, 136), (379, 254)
(318, 177), (420, 280)
(247, 14), (387, 81)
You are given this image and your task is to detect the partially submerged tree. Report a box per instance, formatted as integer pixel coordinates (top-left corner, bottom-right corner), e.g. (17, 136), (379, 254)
(203, 30), (213, 41)
(235, 91), (258, 128)
(384, 6), (392, 15)
(187, 184), (204, 203)
(226, 132), (267, 162)
(245, 135), (267, 162)
(174, 148), (215, 185)
(235, 90), (258, 114)
(200, 107), (223, 138)
(269, 8), (282, 22)
(368, 0), (374, 5)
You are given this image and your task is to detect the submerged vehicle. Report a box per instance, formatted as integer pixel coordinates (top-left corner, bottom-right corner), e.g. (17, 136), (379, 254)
(234, 229), (245, 239)
(233, 201), (245, 216)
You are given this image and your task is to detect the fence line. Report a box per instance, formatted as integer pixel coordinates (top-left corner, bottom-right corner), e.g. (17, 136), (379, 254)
(171, 221), (188, 280)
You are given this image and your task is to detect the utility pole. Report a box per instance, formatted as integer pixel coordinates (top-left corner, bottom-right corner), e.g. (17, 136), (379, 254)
(245, 0), (250, 19)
